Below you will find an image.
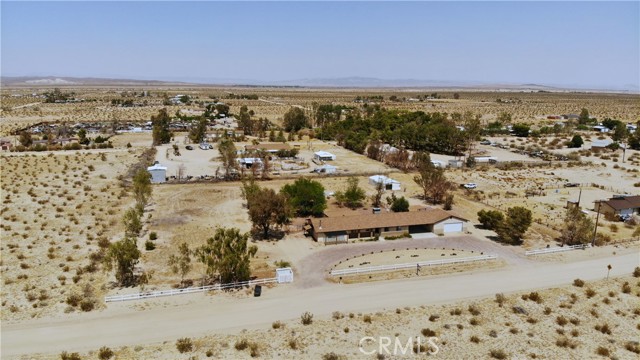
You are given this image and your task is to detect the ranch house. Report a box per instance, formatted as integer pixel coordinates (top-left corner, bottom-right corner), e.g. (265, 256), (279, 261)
(307, 208), (467, 244)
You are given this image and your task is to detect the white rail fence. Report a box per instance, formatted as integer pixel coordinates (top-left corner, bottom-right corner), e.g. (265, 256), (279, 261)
(105, 277), (277, 303)
(525, 244), (591, 256)
(329, 254), (498, 277)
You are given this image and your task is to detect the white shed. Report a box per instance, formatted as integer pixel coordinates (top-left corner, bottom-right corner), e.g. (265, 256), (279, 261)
(147, 162), (167, 183)
(369, 175), (401, 191)
(473, 156), (498, 163)
(314, 151), (336, 161)
(276, 268), (293, 283)
(313, 164), (337, 174)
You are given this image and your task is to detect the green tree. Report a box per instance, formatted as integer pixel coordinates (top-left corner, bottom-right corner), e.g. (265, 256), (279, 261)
(560, 206), (594, 246)
(477, 209), (504, 230)
(188, 117), (208, 143)
(281, 178), (327, 217)
(238, 105), (253, 135)
(195, 227), (257, 284)
(247, 188), (290, 239)
(283, 107), (309, 132)
(77, 128), (89, 145)
(123, 207), (142, 238)
(512, 124), (530, 137)
(578, 108), (590, 124)
(611, 122), (628, 143)
(132, 168), (152, 209)
(103, 237), (141, 286)
(414, 154), (452, 204)
(19, 131), (33, 147)
(152, 108), (172, 145)
(497, 112), (512, 124)
(218, 138), (237, 178)
(495, 207), (532, 245)
(335, 177), (366, 209)
(568, 135), (584, 148)
(463, 111), (482, 162)
(168, 242), (192, 286)
(390, 196), (409, 212)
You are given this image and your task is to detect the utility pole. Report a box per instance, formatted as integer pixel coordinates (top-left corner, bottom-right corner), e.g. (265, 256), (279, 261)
(577, 187), (582, 207)
(591, 201), (601, 247)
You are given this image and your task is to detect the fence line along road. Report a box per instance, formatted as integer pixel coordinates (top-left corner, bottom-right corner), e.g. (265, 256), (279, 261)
(105, 277), (278, 303)
(329, 254), (498, 277)
(525, 244), (591, 256)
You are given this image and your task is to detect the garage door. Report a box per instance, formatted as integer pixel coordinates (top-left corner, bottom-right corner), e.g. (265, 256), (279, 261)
(443, 222), (463, 233)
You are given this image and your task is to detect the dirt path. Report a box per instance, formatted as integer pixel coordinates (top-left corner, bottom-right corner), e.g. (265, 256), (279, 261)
(294, 235), (532, 288)
(2, 252), (637, 357)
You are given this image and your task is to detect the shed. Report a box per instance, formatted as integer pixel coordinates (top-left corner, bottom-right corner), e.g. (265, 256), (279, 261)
(147, 162), (167, 183)
(237, 158), (263, 169)
(448, 159), (464, 168)
(314, 151), (336, 161)
(276, 268), (294, 283)
(313, 164), (337, 174)
(369, 175), (401, 191)
(473, 156), (498, 163)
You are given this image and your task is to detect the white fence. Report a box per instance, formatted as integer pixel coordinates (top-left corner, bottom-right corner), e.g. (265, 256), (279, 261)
(329, 254), (498, 277)
(105, 277), (277, 303)
(525, 244), (591, 256)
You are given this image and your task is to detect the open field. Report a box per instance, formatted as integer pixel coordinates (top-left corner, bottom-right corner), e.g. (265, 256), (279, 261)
(2, 87), (639, 137)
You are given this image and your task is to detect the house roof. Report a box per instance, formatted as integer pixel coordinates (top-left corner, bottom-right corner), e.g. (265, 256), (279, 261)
(244, 143), (291, 152)
(314, 151), (335, 157)
(310, 209), (467, 233)
(601, 195), (640, 210)
(369, 175), (400, 184)
(147, 164), (167, 171)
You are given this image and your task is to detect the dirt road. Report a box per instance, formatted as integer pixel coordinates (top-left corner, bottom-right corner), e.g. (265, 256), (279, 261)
(2, 252), (638, 357)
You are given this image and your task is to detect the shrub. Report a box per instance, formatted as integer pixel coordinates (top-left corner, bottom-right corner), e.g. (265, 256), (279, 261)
(249, 342), (259, 357)
(429, 314), (440, 322)
(470, 317), (480, 326)
(622, 282), (631, 294)
(595, 323), (612, 335)
(450, 308), (462, 315)
(322, 352), (341, 360)
(332, 311), (344, 320)
(595, 346), (610, 357)
(495, 293), (506, 307)
(489, 349), (508, 359)
(468, 304), (481, 315)
(528, 291), (542, 303)
(470, 335), (480, 343)
(585, 288), (596, 298)
(363, 314), (372, 323)
(634, 267), (640, 277)
(544, 307), (552, 315)
(421, 328), (436, 337)
(98, 347), (114, 360)
(301, 311), (313, 325)
(272, 321), (283, 329)
(79, 299), (95, 312)
(145, 240), (156, 251)
(176, 337), (193, 353)
(625, 341), (640, 354)
(288, 338), (299, 350)
(235, 339), (248, 351)
(66, 293), (82, 307)
(60, 352), (81, 360)
(556, 337), (578, 349)
(556, 316), (568, 326)
(573, 278), (584, 287)
(149, 232), (157, 240)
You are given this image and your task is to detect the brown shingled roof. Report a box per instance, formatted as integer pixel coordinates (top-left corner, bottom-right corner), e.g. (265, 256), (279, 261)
(602, 195), (640, 210)
(310, 209), (466, 233)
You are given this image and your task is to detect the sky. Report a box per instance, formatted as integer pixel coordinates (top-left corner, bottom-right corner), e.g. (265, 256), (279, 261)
(1, 1), (639, 90)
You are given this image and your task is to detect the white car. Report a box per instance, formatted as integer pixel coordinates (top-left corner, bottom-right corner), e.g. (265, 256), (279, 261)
(463, 183), (477, 189)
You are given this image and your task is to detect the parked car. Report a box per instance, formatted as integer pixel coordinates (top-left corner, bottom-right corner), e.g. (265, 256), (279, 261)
(563, 183), (579, 188)
(463, 183), (477, 189)
(185, 145), (193, 150)
(480, 140), (492, 145)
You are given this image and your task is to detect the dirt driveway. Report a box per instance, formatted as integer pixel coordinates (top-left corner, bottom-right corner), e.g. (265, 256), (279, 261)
(294, 235), (532, 288)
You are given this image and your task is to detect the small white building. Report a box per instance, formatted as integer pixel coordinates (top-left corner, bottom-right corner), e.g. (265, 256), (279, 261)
(473, 156), (498, 163)
(147, 162), (167, 183)
(276, 268), (294, 283)
(313, 164), (337, 174)
(314, 151), (336, 161)
(237, 157), (263, 169)
(369, 175), (401, 191)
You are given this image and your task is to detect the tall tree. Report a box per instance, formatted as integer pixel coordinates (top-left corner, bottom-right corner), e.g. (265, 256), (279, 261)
(560, 206), (594, 246)
(611, 122), (628, 143)
(496, 207), (532, 245)
(247, 188), (290, 239)
(463, 111), (482, 163)
(196, 227), (257, 284)
(281, 178), (327, 216)
(152, 108), (172, 145)
(103, 237), (141, 286)
(578, 108), (590, 124)
(414, 153), (452, 204)
(218, 138), (237, 178)
(168, 242), (192, 286)
(283, 107), (309, 132)
(188, 117), (208, 143)
(371, 181), (385, 208)
(19, 131), (33, 147)
(132, 168), (152, 209)
(238, 105), (253, 136)
(335, 177), (366, 209)
(123, 207), (142, 238)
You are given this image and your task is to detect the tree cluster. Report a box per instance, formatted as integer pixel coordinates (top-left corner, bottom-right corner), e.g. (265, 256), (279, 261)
(151, 108), (172, 145)
(477, 207), (532, 245)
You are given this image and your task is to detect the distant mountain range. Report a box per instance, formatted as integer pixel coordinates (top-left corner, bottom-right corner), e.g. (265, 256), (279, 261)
(1, 76), (637, 93)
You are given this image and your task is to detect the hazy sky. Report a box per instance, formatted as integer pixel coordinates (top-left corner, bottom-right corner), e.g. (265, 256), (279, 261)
(2, 1), (638, 89)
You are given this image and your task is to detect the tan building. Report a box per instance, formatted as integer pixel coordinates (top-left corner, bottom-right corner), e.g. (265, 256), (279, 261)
(307, 209), (467, 244)
(595, 195), (640, 219)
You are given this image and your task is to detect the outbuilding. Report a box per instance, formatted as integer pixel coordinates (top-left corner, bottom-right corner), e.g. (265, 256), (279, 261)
(314, 151), (336, 161)
(275, 268), (294, 283)
(369, 175), (401, 191)
(147, 162), (167, 183)
(313, 164), (337, 174)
